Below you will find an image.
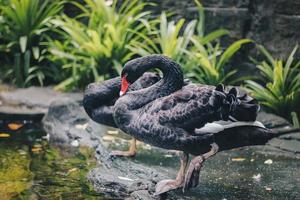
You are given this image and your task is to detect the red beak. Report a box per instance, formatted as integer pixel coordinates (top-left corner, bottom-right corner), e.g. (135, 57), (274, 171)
(120, 76), (130, 96)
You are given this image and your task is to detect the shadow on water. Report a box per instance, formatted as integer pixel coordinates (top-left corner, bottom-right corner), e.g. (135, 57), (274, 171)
(0, 121), (102, 200)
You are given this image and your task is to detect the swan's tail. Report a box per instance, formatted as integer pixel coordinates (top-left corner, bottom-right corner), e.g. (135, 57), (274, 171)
(212, 85), (259, 122)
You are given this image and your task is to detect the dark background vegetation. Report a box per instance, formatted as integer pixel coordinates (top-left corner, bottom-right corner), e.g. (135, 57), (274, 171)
(0, 0), (299, 122)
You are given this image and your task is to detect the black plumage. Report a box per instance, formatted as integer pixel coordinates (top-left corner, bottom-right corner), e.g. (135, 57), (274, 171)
(114, 55), (264, 155)
(113, 55), (279, 194)
(83, 72), (161, 127)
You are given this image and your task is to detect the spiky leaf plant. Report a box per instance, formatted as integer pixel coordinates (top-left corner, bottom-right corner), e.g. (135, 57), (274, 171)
(50, 0), (153, 90)
(245, 45), (300, 120)
(0, 0), (63, 86)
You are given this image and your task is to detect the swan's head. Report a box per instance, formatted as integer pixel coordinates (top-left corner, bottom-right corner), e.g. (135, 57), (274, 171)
(120, 56), (155, 96)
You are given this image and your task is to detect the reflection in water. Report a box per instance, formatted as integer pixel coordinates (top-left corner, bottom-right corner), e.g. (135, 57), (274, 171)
(0, 121), (102, 200)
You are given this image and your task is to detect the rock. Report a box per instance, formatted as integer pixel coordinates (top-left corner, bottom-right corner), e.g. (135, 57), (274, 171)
(128, 190), (155, 200)
(87, 144), (162, 199)
(268, 138), (300, 153)
(0, 105), (44, 122)
(255, 112), (300, 156)
(42, 98), (107, 148)
(0, 86), (82, 122)
(0, 87), (82, 111)
(280, 132), (300, 140)
(257, 112), (290, 128)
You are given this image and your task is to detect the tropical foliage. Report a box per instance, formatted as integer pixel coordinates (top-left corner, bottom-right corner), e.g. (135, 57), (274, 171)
(186, 39), (252, 85)
(49, 0), (153, 90)
(128, 11), (197, 63)
(0, 0), (298, 122)
(245, 45), (300, 120)
(182, 0), (251, 85)
(0, 0), (63, 86)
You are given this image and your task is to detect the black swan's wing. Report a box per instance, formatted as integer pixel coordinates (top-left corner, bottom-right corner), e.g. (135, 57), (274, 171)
(147, 84), (259, 132)
(83, 72), (161, 127)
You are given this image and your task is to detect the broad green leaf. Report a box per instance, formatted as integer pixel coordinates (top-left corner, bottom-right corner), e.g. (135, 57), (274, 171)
(19, 36), (27, 53)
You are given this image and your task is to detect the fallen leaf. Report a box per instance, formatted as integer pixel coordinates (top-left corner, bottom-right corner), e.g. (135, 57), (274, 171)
(18, 150), (27, 155)
(8, 123), (24, 130)
(42, 134), (50, 141)
(118, 176), (134, 181)
(75, 123), (89, 130)
(33, 144), (42, 148)
(107, 130), (119, 135)
(0, 133), (10, 138)
(68, 168), (78, 173)
(31, 147), (42, 153)
(102, 135), (115, 142)
(265, 186), (272, 191)
(264, 159), (273, 165)
(252, 173), (262, 181)
(71, 140), (79, 147)
(231, 157), (246, 162)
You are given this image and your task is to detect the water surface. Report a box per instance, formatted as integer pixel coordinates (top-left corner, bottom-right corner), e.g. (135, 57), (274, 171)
(0, 122), (102, 200)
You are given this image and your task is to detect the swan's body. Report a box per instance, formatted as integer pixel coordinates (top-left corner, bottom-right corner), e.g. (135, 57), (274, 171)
(113, 55), (276, 194)
(115, 83), (272, 155)
(114, 55), (265, 155)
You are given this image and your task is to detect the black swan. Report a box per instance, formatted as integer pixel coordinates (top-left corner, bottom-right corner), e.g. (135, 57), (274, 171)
(83, 72), (161, 156)
(113, 55), (280, 195)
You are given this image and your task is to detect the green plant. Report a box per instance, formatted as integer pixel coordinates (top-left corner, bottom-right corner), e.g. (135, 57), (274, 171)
(50, 0), (153, 90)
(129, 0), (231, 75)
(128, 12), (196, 63)
(291, 112), (300, 128)
(186, 39), (252, 85)
(245, 45), (300, 120)
(0, 0), (63, 86)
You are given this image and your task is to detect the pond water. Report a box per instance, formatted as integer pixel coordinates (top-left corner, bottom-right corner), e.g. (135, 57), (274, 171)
(0, 121), (102, 200)
(1, 121), (299, 200)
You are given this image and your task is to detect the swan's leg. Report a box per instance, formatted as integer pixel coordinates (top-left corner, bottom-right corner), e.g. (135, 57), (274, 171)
(110, 138), (137, 157)
(155, 152), (189, 195)
(183, 143), (219, 192)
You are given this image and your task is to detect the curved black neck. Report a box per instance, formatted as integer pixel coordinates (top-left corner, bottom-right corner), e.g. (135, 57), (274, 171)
(120, 55), (184, 110)
(83, 77), (121, 127)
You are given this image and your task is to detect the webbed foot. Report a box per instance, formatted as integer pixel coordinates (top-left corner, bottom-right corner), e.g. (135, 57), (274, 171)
(183, 143), (219, 192)
(155, 179), (184, 195)
(155, 152), (189, 195)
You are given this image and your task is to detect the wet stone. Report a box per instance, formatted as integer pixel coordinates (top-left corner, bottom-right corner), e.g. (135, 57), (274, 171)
(257, 112), (291, 128)
(280, 132), (300, 140)
(268, 138), (300, 153)
(0, 86), (82, 122)
(0, 86), (82, 110)
(42, 98), (107, 148)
